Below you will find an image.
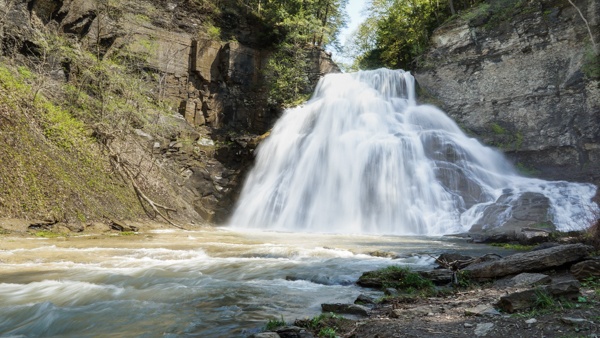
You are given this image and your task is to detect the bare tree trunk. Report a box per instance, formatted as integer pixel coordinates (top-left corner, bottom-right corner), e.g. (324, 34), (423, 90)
(568, 0), (598, 55)
(448, 0), (456, 16)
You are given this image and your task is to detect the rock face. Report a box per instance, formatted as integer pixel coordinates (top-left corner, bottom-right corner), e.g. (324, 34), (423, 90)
(0, 0), (339, 223)
(415, 0), (600, 185)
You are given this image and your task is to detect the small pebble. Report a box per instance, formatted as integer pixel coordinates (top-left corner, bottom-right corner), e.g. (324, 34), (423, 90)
(525, 318), (537, 324)
(464, 323), (474, 328)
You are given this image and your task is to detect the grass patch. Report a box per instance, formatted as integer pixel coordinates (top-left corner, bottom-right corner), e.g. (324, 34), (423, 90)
(489, 243), (535, 251)
(31, 230), (64, 238)
(318, 327), (336, 338)
(358, 266), (436, 295)
(265, 315), (286, 331)
(534, 288), (555, 309)
(295, 313), (351, 338)
(490, 123), (506, 135)
(582, 47), (600, 79)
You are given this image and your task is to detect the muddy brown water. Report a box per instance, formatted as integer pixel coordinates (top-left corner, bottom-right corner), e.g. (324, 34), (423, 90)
(0, 228), (513, 337)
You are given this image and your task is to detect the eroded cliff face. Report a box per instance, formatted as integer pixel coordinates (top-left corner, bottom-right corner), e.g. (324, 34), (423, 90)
(415, 0), (600, 185)
(0, 0), (339, 224)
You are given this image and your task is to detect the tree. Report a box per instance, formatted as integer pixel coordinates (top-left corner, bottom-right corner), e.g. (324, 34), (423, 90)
(347, 0), (482, 70)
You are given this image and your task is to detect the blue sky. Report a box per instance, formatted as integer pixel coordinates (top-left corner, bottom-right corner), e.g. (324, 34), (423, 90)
(341, 0), (366, 43)
(332, 0), (367, 66)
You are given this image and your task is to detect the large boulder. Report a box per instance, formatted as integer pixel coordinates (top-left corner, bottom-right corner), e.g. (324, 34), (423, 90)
(496, 279), (580, 313)
(469, 191), (554, 237)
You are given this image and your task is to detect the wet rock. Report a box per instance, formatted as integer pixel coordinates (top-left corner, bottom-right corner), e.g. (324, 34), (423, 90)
(321, 303), (369, 316)
(571, 259), (600, 281)
(354, 294), (376, 305)
(464, 244), (593, 280)
(356, 276), (383, 288)
(368, 250), (400, 259)
(276, 326), (314, 338)
(250, 333), (280, 338)
(109, 220), (139, 232)
(384, 288), (399, 296)
(470, 192), (553, 234)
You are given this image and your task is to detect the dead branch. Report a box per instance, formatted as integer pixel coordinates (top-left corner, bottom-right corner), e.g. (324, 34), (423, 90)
(93, 124), (184, 230)
(567, 0), (598, 55)
(109, 150), (185, 229)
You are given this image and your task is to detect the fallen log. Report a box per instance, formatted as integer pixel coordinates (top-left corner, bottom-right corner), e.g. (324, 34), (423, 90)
(464, 243), (593, 280)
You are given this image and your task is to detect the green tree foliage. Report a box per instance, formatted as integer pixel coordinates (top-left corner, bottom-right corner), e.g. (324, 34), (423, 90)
(349, 0), (482, 70)
(248, 0), (348, 106)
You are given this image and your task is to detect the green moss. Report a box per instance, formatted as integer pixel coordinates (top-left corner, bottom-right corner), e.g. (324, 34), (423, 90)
(490, 123), (506, 135)
(31, 230), (64, 238)
(489, 243), (535, 251)
(582, 47), (600, 79)
(265, 315), (286, 331)
(359, 266), (435, 292)
(318, 327), (336, 338)
(515, 162), (540, 176)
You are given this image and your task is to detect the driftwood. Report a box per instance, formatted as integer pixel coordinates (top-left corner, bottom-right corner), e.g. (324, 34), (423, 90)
(464, 244), (593, 279)
(432, 253), (502, 285)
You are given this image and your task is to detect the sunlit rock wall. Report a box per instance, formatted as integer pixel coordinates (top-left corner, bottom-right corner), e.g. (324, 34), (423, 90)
(415, 0), (600, 185)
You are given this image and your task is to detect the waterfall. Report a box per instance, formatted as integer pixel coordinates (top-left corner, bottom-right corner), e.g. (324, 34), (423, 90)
(229, 69), (598, 235)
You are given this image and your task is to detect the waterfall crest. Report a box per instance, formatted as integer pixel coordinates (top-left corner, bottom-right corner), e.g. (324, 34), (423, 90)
(229, 69), (598, 235)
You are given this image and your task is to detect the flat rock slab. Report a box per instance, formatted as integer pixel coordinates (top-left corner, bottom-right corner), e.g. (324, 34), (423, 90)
(464, 244), (593, 279)
(496, 280), (580, 313)
(391, 305), (436, 318)
(464, 304), (501, 316)
(495, 272), (551, 288)
(276, 326), (314, 338)
(474, 323), (494, 337)
(419, 269), (453, 285)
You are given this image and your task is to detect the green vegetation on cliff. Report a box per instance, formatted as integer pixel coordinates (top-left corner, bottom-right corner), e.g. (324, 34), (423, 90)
(0, 64), (142, 222)
(348, 0), (599, 72)
(253, 0), (348, 106)
(347, 0), (483, 70)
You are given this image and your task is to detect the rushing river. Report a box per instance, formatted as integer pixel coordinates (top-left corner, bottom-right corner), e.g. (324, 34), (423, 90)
(0, 228), (513, 337)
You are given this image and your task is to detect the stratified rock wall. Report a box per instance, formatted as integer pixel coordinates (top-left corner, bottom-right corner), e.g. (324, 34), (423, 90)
(415, 0), (600, 184)
(0, 0), (339, 223)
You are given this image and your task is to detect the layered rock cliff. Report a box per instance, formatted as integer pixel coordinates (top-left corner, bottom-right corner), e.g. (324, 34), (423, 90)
(415, 0), (600, 185)
(0, 0), (338, 224)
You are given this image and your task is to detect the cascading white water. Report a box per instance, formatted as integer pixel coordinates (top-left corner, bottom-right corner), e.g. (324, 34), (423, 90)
(229, 69), (598, 235)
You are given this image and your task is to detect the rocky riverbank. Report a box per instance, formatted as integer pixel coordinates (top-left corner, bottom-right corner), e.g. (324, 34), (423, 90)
(255, 239), (600, 338)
